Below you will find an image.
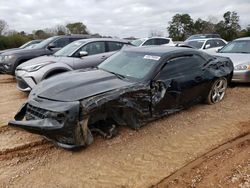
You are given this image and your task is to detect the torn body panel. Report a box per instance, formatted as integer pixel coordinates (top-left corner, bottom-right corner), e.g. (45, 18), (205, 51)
(9, 99), (93, 148)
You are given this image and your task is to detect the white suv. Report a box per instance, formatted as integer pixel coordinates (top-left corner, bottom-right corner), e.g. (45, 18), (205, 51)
(184, 38), (227, 53)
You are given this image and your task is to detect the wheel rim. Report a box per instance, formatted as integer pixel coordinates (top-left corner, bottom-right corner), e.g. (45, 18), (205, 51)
(211, 79), (227, 103)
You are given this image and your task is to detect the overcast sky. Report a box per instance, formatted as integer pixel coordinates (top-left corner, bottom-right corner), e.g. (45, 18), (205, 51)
(0, 0), (249, 38)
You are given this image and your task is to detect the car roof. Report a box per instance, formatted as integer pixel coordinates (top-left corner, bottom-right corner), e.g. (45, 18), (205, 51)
(234, 37), (250, 41)
(140, 37), (172, 40)
(55, 35), (92, 39)
(123, 46), (199, 57)
(73, 38), (130, 43)
(186, 38), (223, 42)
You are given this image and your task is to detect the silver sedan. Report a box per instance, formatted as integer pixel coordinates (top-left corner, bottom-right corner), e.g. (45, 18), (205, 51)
(216, 37), (250, 83)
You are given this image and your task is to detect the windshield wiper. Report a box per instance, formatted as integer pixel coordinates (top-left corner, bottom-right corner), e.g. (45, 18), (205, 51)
(99, 68), (126, 80)
(108, 71), (126, 79)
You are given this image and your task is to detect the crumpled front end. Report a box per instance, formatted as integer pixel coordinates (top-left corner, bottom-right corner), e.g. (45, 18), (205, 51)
(8, 98), (93, 149)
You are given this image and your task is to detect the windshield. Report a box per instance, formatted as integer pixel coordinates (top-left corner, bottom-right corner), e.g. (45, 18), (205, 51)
(19, 41), (32, 49)
(54, 40), (85, 57)
(131, 39), (146, 46)
(34, 36), (58, 49)
(19, 40), (41, 49)
(219, 40), (250, 53)
(185, 40), (205, 49)
(98, 51), (161, 80)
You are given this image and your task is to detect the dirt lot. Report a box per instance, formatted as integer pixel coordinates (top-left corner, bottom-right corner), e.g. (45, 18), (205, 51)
(0, 75), (249, 188)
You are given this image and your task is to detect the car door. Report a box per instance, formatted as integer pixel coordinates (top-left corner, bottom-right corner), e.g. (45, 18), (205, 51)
(72, 41), (107, 69)
(151, 54), (207, 116)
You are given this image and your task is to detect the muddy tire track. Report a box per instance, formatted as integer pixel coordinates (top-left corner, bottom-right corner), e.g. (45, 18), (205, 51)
(154, 132), (250, 187)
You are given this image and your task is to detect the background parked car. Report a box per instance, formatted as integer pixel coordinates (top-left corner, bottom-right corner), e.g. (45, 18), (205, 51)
(183, 38), (227, 53)
(9, 46), (234, 148)
(0, 39), (43, 55)
(185, 33), (221, 41)
(15, 38), (132, 91)
(131, 37), (174, 46)
(0, 35), (91, 75)
(215, 37), (250, 83)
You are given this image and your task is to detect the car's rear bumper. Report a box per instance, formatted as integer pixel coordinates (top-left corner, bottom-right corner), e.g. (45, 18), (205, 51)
(232, 70), (250, 83)
(8, 99), (93, 149)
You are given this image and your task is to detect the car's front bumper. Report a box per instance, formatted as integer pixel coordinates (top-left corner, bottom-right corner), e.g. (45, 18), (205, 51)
(15, 70), (37, 91)
(8, 98), (93, 149)
(0, 63), (11, 74)
(232, 70), (250, 83)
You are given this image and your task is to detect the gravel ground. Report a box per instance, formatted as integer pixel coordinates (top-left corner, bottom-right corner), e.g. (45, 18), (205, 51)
(0, 75), (249, 188)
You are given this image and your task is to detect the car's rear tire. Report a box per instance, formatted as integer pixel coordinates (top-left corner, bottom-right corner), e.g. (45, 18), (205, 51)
(206, 77), (228, 104)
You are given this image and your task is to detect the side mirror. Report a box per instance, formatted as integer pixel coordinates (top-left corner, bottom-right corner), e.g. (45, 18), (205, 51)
(79, 51), (88, 57)
(216, 47), (222, 53)
(48, 43), (56, 50)
(204, 44), (211, 49)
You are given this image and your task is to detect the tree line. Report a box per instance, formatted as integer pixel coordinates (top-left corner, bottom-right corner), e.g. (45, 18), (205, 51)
(168, 11), (250, 41)
(0, 10), (250, 50)
(0, 21), (91, 50)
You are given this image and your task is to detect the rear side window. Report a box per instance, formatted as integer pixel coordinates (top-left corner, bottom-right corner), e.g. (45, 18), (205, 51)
(204, 40), (216, 49)
(158, 55), (206, 80)
(214, 39), (226, 47)
(80, 42), (106, 55)
(52, 38), (70, 48)
(155, 39), (170, 45)
(107, 42), (124, 52)
(143, 39), (155, 46)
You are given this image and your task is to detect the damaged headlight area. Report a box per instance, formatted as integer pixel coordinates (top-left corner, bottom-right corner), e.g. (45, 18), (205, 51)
(0, 55), (16, 62)
(8, 99), (94, 149)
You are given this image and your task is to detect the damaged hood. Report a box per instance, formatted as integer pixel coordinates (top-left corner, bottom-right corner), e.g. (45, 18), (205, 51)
(31, 69), (133, 102)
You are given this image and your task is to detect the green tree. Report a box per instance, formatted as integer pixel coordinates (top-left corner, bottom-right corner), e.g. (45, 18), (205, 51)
(215, 11), (241, 41)
(167, 14), (194, 41)
(238, 25), (250, 37)
(194, 18), (216, 34)
(66, 22), (89, 34)
(33, 29), (50, 39)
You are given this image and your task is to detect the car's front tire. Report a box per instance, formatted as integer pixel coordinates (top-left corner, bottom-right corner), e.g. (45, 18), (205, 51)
(206, 77), (228, 104)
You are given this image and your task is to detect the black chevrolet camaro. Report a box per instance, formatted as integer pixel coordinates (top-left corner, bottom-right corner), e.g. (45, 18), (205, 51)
(9, 46), (234, 149)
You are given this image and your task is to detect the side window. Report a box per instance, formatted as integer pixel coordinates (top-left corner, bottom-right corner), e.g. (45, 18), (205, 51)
(107, 42), (124, 52)
(80, 42), (105, 55)
(143, 39), (155, 46)
(214, 39), (226, 47)
(158, 55), (206, 80)
(156, 39), (170, 45)
(204, 40), (216, 49)
(52, 38), (70, 48)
